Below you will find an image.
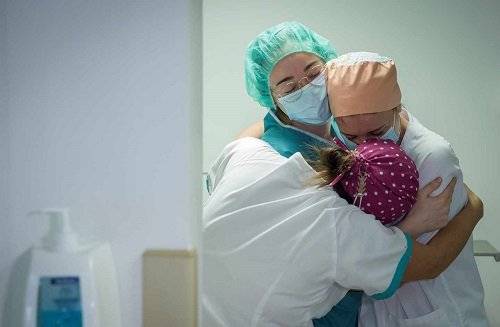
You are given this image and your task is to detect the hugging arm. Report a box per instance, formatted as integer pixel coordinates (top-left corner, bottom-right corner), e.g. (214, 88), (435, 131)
(237, 120), (264, 139)
(402, 184), (483, 283)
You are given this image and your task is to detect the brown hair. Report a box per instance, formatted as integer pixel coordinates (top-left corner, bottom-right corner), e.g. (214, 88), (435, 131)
(275, 107), (293, 125)
(309, 145), (355, 187)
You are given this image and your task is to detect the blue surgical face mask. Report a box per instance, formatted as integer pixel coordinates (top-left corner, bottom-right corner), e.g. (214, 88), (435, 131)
(332, 119), (357, 150)
(380, 126), (399, 143)
(277, 73), (332, 126)
(332, 113), (400, 150)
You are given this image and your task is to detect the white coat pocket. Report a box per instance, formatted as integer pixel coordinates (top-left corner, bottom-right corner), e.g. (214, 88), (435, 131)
(388, 308), (450, 327)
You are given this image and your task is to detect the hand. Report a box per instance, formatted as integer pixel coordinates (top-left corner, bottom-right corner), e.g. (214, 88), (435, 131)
(398, 177), (456, 238)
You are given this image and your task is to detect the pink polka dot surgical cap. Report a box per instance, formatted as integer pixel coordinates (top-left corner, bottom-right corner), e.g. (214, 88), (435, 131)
(336, 138), (419, 226)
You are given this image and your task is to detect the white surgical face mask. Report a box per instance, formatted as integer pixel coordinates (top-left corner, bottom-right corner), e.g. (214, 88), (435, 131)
(277, 73), (332, 125)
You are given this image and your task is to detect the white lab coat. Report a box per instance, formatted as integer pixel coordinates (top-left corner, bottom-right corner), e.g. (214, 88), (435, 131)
(359, 112), (488, 326)
(202, 138), (412, 327)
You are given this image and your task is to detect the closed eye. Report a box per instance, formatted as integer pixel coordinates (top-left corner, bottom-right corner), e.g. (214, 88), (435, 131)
(369, 130), (385, 136)
(344, 134), (357, 140)
(369, 126), (389, 136)
(344, 127), (386, 140)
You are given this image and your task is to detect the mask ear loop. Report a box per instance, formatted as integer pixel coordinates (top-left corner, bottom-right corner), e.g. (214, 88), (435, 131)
(393, 106), (402, 137)
(329, 172), (346, 187)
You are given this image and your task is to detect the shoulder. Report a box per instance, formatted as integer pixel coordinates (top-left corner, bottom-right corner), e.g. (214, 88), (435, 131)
(206, 137), (282, 191)
(423, 138), (459, 168)
(402, 114), (463, 198)
(228, 136), (273, 151)
(221, 137), (283, 162)
(403, 114), (460, 168)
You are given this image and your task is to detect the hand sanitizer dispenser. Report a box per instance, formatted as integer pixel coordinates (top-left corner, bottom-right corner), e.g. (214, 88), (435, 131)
(17, 208), (122, 327)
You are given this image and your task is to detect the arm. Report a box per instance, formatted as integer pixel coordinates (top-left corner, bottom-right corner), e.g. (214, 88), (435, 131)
(236, 120), (264, 139)
(397, 177), (453, 238)
(403, 185), (482, 282)
(332, 176), (482, 299)
(397, 143), (470, 239)
(417, 142), (468, 243)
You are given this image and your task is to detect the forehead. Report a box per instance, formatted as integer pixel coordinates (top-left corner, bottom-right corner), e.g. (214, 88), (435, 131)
(269, 52), (322, 86)
(337, 111), (393, 135)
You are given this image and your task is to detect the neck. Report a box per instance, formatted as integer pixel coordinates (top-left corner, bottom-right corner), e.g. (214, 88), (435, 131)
(292, 120), (333, 140)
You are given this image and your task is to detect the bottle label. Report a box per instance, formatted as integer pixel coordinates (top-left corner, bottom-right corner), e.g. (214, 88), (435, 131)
(37, 276), (83, 327)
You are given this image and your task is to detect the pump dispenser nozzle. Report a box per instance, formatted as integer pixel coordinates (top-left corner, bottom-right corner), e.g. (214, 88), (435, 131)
(30, 208), (80, 252)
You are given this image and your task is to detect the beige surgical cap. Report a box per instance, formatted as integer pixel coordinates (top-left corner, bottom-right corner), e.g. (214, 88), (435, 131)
(327, 52), (402, 117)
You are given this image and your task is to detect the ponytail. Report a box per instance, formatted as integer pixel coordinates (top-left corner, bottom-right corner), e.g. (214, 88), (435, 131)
(309, 146), (354, 187)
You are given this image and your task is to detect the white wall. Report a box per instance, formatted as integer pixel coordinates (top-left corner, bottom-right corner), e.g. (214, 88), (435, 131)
(203, 0), (500, 324)
(0, 1), (202, 326)
(0, 1), (9, 304)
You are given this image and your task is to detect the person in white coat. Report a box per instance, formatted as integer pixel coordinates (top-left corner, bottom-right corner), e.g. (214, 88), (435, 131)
(325, 52), (488, 327)
(202, 137), (483, 326)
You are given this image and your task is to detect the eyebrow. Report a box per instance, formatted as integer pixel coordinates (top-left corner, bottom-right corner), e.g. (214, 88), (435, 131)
(304, 60), (321, 72)
(274, 60), (321, 87)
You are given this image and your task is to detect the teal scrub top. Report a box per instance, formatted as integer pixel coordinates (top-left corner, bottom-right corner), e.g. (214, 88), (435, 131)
(261, 112), (362, 326)
(261, 112), (335, 160)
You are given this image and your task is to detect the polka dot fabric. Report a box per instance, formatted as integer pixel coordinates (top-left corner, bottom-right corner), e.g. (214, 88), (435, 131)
(338, 138), (419, 226)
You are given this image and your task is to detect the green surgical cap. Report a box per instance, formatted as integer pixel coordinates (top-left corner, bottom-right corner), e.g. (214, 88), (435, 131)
(245, 21), (338, 108)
